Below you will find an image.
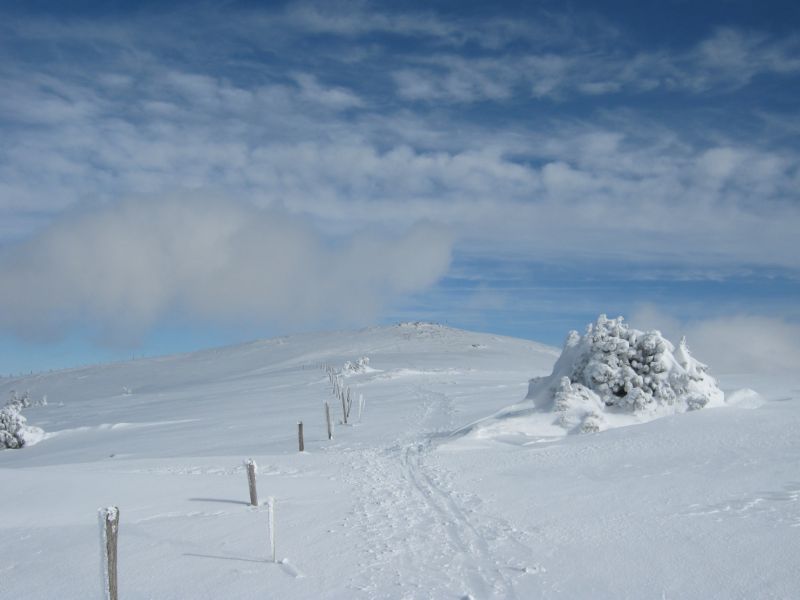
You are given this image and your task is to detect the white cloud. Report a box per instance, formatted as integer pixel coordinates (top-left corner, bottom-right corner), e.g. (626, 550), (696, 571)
(292, 73), (364, 110)
(0, 196), (452, 342)
(692, 27), (800, 86)
(387, 27), (800, 104)
(283, 1), (455, 40)
(631, 305), (800, 375)
(1, 7), (799, 277)
(2, 63), (798, 270)
(393, 58), (515, 102)
(280, 1), (614, 50)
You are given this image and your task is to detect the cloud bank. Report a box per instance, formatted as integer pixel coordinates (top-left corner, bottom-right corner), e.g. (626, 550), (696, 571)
(631, 305), (800, 375)
(0, 196), (452, 342)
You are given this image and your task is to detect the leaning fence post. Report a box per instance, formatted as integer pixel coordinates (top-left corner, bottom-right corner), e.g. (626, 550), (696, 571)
(98, 506), (119, 600)
(245, 459), (258, 506)
(325, 401), (333, 440)
(298, 421), (304, 452)
(341, 389), (348, 424)
(268, 497), (276, 563)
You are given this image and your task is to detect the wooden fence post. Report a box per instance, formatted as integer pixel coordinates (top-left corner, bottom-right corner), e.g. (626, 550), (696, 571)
(298, 421), (304, 452)
(268, 497), (276, 563)
(246, 459), (258, 506)
(341, 389), (348, 424)
(325, 401), (333, 440)
(98, 506), (119, 600)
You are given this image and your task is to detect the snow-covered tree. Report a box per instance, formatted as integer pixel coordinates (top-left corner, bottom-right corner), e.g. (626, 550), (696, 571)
(342, 356), (372, 374)
(8, 389), (31, 409)
(529, 315), (724, 433)
(0, 402), (28, 449)
(1, 390), (42, 449)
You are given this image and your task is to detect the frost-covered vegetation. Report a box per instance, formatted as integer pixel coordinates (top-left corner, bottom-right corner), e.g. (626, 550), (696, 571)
(0, 390), (38, 449)
(342, 356), (372, 374)
(528, 315), (724, 433)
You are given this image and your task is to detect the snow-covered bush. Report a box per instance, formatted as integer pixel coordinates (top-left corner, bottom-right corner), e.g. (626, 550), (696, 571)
(343, 356), (372, 374)
(529, 315), (724, 433)
(1, 390), (43, 449)
(0, 402), (28, 449)
(9, 390), (31, 409)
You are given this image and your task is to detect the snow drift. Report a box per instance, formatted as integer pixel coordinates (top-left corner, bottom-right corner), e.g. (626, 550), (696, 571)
(528, 315), (724, 433)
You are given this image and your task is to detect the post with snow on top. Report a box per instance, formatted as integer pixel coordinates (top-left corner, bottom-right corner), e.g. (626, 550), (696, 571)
(297, 421), (304, 452)
(245, 459), (258, 506)
(268, 497), (276, 563)
(98, 506), (119, 600)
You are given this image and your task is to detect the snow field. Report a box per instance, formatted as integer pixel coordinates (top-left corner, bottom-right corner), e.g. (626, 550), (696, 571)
(0, 323), (798, 598)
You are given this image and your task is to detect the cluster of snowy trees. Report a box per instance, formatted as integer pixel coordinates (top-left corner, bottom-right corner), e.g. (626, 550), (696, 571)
(529, 315), (724, 433)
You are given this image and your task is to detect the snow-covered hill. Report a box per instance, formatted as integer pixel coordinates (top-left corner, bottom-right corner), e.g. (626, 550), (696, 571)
(1, 323), (798, 599)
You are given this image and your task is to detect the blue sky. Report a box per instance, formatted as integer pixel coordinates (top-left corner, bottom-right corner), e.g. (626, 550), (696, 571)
(1, 0), (799, 375)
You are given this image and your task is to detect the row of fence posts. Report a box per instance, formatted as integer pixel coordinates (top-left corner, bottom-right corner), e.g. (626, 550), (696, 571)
(322, 363), (364, 426)
(97, 360), (361, 598)
(298, 362), (366, 450)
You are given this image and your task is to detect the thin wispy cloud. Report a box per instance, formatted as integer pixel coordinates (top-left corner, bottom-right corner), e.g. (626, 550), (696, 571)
(389, 27), (800, 104)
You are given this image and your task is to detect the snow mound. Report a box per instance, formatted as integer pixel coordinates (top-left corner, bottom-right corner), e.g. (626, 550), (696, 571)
(725, 388), (765, 409)
(528, 315), (724, 433)
(395, 321), (449, 338)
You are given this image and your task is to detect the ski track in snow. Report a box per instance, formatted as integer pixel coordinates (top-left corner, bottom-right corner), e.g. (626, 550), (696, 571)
(343, 384), (534, 598)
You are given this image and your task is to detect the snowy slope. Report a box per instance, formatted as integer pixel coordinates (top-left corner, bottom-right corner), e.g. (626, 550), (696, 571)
(1, 323), (798, 599)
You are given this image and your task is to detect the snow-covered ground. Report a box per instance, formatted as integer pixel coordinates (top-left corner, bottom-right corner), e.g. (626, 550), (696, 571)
(1, 323), (798, 599)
